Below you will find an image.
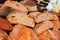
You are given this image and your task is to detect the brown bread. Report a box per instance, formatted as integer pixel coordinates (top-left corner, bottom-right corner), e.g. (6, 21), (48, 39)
(34, 21), (53, 34)
(8, 24), (39, 40)
(0, 17), (13, 31)
(34, 12), (58, 23)
(7, 11), (35, 27)
(0, 1), (28, 16)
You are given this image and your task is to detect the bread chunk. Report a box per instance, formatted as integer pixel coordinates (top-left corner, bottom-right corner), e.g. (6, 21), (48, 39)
(8, 24), (39, 40)
(0, 1), (28, 16)
(34, 21), (53, 34)
(7, 11), (35, 27)
(0, 17), (13, 31)
(34, 12), (58, 23)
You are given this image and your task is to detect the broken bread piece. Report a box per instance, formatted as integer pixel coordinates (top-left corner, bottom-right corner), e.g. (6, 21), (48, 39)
(0, 29), (8, 40)
(7, 11), (35, 27)
(0, 1), (28, 16)
(8, 24), (39, 40)
(34, 21), (53, 34)
(0, 17), (13, 31)
(34, 12), (58, 23)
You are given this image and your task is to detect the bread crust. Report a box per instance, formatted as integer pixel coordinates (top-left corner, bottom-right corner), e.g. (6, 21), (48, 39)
(34, 21), (53, 34)
(34, 12), (58, 23)
(0, 17), (13, 31)
(8, 24), (39, 40)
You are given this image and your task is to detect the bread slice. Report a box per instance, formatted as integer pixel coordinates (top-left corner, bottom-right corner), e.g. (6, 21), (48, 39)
(0, 1), (28, 16)
(7, 11), (35, 27)
(34, 12), (58, 23)
(34, 21), (53, 34)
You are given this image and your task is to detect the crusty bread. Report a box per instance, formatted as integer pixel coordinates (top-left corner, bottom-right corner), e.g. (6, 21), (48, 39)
(0, 1), (28, 16)
(8, 24), (39, 40)
(34, 12), (58, 23)
(0, 17), (13, 31)
(7, 11), (35, 27)
(34, 21), (53, 34)
(0, 29), (8, 40)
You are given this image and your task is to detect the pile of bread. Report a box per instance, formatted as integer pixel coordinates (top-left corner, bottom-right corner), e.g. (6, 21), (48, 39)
(0, 0), (60, 40)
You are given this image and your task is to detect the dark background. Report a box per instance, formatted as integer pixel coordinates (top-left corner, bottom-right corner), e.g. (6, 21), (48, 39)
(0, 0), (22, 4)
